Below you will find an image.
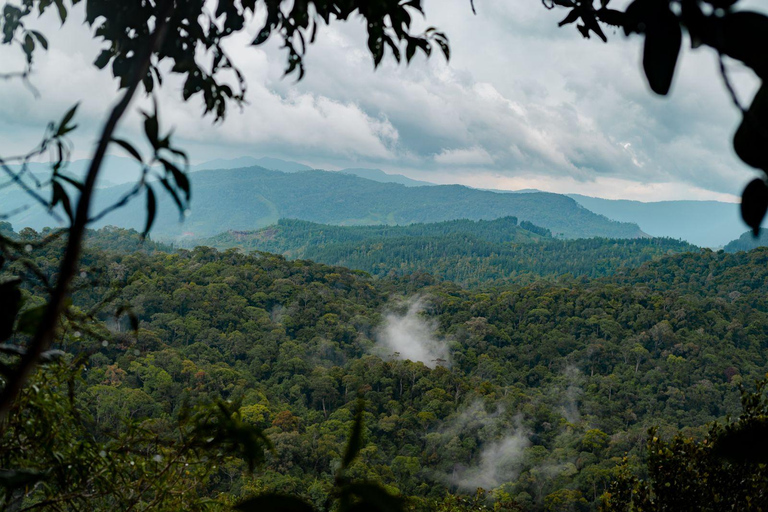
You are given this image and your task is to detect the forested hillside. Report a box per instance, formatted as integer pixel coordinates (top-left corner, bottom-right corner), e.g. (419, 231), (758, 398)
(724, 230), (768, 253)
(5, 167), (646, 240)
(197, 218), (696, 287)
(4, 226), (766, 511)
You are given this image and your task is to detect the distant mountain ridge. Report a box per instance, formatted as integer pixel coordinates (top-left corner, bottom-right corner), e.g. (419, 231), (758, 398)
(338, 168), (434, 187)
(568, 194), (743, 248)
(192, 156), (313, 173)
(2, 159), (646, 241)
(78, 166), (646, 240)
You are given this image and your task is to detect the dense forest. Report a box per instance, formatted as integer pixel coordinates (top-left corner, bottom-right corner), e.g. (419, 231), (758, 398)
(195, 218), (696, 287)
(3, 224), (767, 510)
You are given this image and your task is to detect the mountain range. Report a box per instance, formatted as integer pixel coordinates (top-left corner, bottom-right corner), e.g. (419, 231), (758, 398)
(83, 166), (644, 239)
(1, 154), (752, 246)
(568, 195), (743, 248)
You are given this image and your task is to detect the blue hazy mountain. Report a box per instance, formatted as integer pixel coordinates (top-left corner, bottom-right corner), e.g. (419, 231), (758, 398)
(75, 166), (645, 239)
(568, 194), (744, 248)
(0, 161), (646, 241)
(339, 168), (434, 187)
(193, 156), (312, 173)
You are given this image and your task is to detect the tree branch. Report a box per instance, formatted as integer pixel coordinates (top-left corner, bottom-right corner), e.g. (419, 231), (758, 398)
(0, 0), (175, 421)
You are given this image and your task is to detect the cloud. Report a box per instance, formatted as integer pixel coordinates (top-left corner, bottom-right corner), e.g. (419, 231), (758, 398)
(0, 0), (763, 201)
(452, 430), (529, 491)
(435, 146), (494, 166)
(435, 401), (529, 491)
(375, 297), (450, 369)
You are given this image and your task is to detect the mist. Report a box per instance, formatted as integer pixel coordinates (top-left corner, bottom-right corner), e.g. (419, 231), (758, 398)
(375, 297), (450, 368)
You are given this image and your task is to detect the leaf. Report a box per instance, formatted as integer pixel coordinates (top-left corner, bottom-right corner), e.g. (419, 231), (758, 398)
(235, 494), (316, 512)
(143, 185), (156, 237)
(17, 304), (48, 336)
(52, 181), (73, 223)
(642, 7), (681, 95)
(740, 179), (768, 236)
(94, 49), (112, 69)
(0, 280), (23, 341)
(341, 482), (405, 512)
(53, 0), (67, 24)
(0, 469), (49, 490)
(111, 138), (143, 163)
(341, 398), (365, 470)
(733, 84), (768, 171)
(143, 112), (159, 150)
(159, 158), (190, 201)
(57, 103), (79, 136)
(558, 9), (580, 27)
(712, 418), (768, 463)
(720, 12), (768, 80)
(30, 30), (48, 50)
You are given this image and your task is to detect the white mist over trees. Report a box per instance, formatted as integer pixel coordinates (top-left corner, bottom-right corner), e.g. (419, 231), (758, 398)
(375, 297), (450, 369)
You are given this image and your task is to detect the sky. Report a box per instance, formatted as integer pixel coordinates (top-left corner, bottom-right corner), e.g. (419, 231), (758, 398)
(0, 0), (763, 202)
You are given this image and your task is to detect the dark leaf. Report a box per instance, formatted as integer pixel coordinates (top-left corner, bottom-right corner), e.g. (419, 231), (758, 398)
(30, 30), (48, 50)
(143, 185), (156, 237)
(0, 469), (49, 490)
(57, 103), (79, 136)
(734, 84), (768, 171)
(720, 12), (768, 79)
(0, 280), (23, 341)
(341, 482), (405, 512)
(235, 494), (316, 512)
(597, 8), (626, 28)
(52, 181), (73, 223)
(712, 418), (768, 463)
(160, 158), (190, 201)
(53, 0), (67, 24)
(143, 113), (159, 150)
(642, 8), (681, 95)
(94, 49), (112, 69)
(741, 179), (768, 236)
(558, 9), (580, 27)
(341, 398), (365, 470)
(111, 138), (143, 163)
(17, 304), (47, 336)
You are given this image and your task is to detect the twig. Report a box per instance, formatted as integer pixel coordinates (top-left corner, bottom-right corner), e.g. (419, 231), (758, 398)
(718, 53), (746, 113)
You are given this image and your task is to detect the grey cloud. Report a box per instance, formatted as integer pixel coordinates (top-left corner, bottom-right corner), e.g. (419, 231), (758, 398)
(0, 0), (761, 199)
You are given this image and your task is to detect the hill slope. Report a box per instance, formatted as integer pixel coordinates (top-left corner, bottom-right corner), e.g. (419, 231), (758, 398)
(195, 217), (695, 286)
(723, 230), (768, 253)
(81, 167), (646, 239)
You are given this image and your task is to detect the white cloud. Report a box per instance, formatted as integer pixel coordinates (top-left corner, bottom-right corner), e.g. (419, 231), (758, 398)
(375, 297), (450, 369)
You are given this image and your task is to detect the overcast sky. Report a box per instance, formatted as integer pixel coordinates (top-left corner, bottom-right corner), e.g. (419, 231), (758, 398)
(0, 0), (763, 201)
